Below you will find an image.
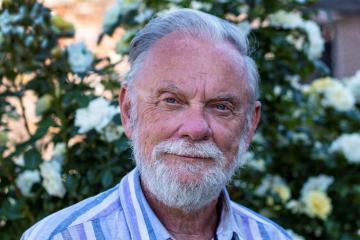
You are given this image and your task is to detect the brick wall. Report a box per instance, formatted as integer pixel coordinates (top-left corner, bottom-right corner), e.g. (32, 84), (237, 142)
(333, 15), (360, 78)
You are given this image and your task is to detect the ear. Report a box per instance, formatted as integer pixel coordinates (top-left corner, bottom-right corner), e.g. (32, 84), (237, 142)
(119, 86), (134, 140)
(246, 101), (261, 145)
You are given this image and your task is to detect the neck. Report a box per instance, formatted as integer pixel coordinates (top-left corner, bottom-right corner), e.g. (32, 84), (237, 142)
(140, 178), (220, 240)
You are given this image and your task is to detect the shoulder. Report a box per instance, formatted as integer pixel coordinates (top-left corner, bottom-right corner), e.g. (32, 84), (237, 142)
(21, 184), (124, 240)
(230, 201), (291, 240)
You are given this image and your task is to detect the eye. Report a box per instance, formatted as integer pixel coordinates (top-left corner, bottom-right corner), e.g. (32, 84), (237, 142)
(216, 103), (227, 111)
(164, 97), (178, 104)
(210, 102), (234, 116)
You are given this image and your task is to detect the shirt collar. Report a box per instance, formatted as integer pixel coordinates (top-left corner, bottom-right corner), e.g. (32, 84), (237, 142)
(216, 190), (245, 240)
(119, 168), (243, 240)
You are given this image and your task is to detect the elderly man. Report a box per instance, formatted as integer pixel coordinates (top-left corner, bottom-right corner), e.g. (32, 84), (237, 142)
(22, 9), (291, 240)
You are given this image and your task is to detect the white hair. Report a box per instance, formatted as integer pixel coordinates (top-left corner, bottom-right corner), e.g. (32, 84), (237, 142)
(126, 8), (260, 102)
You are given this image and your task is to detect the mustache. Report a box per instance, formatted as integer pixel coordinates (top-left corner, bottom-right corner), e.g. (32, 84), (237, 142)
(152, 139), (225, 161)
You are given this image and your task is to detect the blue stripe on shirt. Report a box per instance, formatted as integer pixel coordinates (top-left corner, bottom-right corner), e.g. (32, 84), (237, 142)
(49, 186), (118, 238)
(240, 215), (254, 240)
(61, 229), (72, 240)
(133, 171), (157, 240)
(122, 175), (142, 240)
(257, 221), (271, 240)
(233, 203), (290, 239)
(92, 218), (106, 240)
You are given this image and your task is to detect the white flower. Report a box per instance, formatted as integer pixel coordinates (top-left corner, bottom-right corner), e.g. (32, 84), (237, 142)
(103, 4), (122, 32)
(322, 82), (355, 111)
(8, 197), (16, 206)
(237, 21), (251, 36)
(303, 190), (332, 220)
(103, 0), (141, 32)
(286, 34), (305, 50)
(245, 152), (266, 171)
(252, 132), (266, 144)
(75, 97), (119, 134)
(300, 174), (333, 201)
(53, 142), (66, 157)
(255, 176), (271, 196)
(0, 8), (26, 36)
(344, 70), (360, 103)
(330, 133), (360, 163)
(285, 75), (301, 90)
(303, 21), (324, 59)
(268, 11), (324, 59)
(274, 185), (291, 202)
(40, 160), (66, 198)
(247, 158), (266, 172)
(291, 132), (310, 144)
(295, 175), (334, 220)
(0, 10), (14, 34)
(255, 175), (291, 202)
(51, 142), (66, 163)
(14, 155), (25, 167)
(134, 9), (154, 23)
(273, 85), (281, 96)
(15, 170), (41, 196)
(102, 123), (124, 142)
(286, 229), (305, 240)
(67, 42), (93, 74)
(307, 77), (335, 94)
(190, 1), (212, 11)
(307, 77), (355, 111)
(286, 200), (304, 213)
(268, 10), (303, 29)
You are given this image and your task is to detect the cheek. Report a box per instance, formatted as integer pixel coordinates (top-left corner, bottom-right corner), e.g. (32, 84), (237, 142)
(136, 108), (180, 156)
(210, 119), (244, 163)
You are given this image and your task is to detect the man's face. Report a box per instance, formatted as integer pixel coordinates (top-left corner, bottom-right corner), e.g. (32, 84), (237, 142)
(120, 32), (260, 210)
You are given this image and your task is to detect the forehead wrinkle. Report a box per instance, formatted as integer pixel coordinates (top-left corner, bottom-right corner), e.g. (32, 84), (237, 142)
(136, 32), (250, 103)
(157, 82), (204, 101)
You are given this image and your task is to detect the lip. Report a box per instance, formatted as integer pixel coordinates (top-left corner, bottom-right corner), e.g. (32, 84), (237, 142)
(165, 153), (211, 161)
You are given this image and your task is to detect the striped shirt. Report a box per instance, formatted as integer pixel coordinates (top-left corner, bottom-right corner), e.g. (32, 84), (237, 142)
(21, 168), (291, 240)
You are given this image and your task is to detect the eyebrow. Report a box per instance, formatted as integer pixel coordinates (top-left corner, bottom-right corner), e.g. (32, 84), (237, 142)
(209, 94), (242, 105)
(157, 84), (182, 95)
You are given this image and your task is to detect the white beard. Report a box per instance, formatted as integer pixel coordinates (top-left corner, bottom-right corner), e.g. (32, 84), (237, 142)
(132, 135), (247, 212)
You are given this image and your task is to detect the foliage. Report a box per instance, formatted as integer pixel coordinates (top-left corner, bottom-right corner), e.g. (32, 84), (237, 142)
(0, 1), (132, 239)
(0, 0), (359, 239)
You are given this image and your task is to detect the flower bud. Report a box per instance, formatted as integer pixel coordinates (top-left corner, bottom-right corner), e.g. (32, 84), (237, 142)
(51, 15), (75, 35)
(0, 131), (7, 146)
(51, 47), (63, 59)
(35, 94), (53, 116)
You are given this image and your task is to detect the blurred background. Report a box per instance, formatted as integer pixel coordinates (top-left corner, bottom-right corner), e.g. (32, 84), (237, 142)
(0, 0), (359, 239)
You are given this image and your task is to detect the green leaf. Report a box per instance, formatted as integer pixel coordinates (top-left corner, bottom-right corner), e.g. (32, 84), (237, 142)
(24, 149), (42, 170)
(1, 199), (24, 221)
(62, 91), (91, 108)
(101, 170), (113, 188)
(114, 138), (130, 154)
(65, 175), (79, 192)
(86, 169), (97, 184)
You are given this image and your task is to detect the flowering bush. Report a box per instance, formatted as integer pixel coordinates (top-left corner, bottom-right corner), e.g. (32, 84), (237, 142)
(0, 0), (359, 239)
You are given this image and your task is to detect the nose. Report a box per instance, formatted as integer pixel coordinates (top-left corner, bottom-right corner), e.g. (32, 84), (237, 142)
(177, 107), (212, 141)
